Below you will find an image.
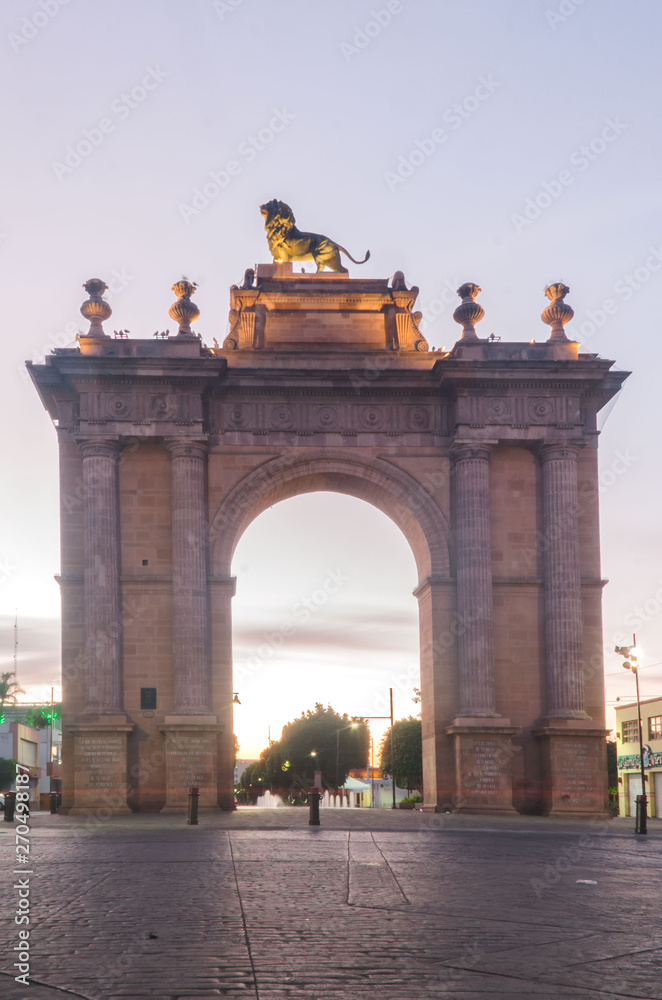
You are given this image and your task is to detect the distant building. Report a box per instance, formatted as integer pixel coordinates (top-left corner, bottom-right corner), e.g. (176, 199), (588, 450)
(0, 706), (63, 807)
(0, 722), (41, 806)
(343, 772), (415, 808)
(615, 696), (662, 818)
(234, 759), (258, 786)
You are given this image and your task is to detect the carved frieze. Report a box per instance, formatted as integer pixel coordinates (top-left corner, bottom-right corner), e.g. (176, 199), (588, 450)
(150, 394), (178, 420)
(359, 406), (386, 430)
(270, 404), (295, 430)
(105, 393), (133, 419)
(527, 398), (556, 423)
(456, 395), (582, 430)
(78, 390), (202, 427)
(482, 397), (513, 423)
(405, 405), (431, 431)
(226, 403), (251, 429)
(212, 399), (444, 437)
(315, 405), (340, 431)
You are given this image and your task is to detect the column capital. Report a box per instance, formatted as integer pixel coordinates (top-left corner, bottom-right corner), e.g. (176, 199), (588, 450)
(450, 441), (492, 464)
(165, 437), (208, 461)
(76, 437), (122, 461)
(538, 442), (583, 464)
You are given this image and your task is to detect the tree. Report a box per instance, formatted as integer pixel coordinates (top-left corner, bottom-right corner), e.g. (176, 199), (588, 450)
(239, 760), (268, 795)
(606, 734), (618, 786)
(379, 717), (423, 793)
(17, 703), (62, 729)
(0, 757), (16, 791)
(264, 703), (369, 791)
(0, 672), (24, 714)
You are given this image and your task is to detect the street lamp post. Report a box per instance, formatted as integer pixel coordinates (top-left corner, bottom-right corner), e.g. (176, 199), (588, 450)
(357, 686), (397, 810)
(370, 735), (374, 807)
(615, 635), (647, 835)
(335, 722), (359, 795)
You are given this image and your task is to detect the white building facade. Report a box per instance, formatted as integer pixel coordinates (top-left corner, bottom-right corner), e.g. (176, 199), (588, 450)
(615, 695), (662, 818)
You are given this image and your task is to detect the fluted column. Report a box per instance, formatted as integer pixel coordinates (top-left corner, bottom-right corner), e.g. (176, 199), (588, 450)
(79, 438), (123, 714)
(166, 439), (210, 714)
(452, 444), (499, 717)
(540, 444), (587, 718)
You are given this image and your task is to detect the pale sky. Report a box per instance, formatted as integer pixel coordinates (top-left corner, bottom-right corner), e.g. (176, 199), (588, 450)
(1, 0), (661, 756)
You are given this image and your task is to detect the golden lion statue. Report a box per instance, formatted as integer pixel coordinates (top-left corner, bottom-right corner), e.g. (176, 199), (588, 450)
(260, 200), (370, 274)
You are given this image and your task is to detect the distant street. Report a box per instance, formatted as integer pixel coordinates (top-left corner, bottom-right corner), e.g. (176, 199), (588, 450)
(1, 810), (661, 1000)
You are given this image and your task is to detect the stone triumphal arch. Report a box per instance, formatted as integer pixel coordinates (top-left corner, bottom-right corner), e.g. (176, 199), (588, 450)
(29, 268), (627, 815)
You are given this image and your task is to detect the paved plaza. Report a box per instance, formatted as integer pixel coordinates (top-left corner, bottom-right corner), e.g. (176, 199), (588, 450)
(1, 809), (661, 1000)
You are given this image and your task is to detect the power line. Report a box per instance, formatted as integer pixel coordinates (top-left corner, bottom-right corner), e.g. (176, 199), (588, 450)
(605, 659), (662, 676)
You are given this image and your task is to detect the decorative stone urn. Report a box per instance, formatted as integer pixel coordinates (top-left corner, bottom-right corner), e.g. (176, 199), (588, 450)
(541, 283), (574, 342)
(453, 282), (485, 341)
(169, 280), (200, 337)
(80, 278), (112, 338)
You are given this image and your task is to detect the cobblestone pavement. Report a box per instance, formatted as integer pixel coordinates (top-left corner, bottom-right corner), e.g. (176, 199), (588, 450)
(1, 809), (661, 1000)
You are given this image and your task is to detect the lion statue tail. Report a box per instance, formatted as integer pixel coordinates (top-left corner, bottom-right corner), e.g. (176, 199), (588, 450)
(337, 246), (371, 266)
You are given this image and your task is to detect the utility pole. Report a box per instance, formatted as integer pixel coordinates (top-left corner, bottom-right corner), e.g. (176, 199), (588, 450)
(360, 687), (398, 810)
(389, 688), (396, 810)
(13, 611), (18, 690)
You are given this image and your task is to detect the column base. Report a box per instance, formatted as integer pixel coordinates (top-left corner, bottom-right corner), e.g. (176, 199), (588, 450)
(68, 718), (135, 815)
(159, 716), (224, 811)
(446, 719), (519, 814)
(534, 720), (610, 817)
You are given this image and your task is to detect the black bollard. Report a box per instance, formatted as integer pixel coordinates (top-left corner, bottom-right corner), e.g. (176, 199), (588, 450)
(4, 791), (16, 822)
(309, 791), (320, 826)
(635, 794), (648, 836)
(50, 790), (59, 815)
(187, 786), (199, 825)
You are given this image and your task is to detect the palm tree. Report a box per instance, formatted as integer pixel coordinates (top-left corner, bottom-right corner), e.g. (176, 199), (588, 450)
(0, 671), (24, 713)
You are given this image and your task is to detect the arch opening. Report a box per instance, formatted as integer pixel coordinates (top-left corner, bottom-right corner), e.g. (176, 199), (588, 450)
(229, 493), (421, 763)
(210, 452), (450, 581)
